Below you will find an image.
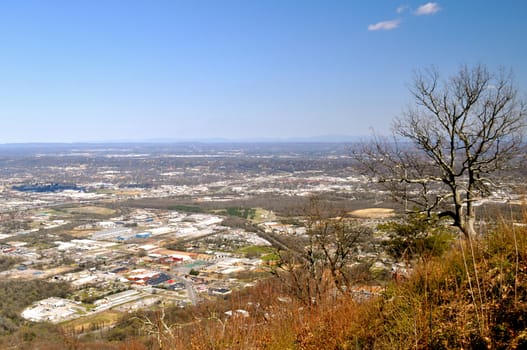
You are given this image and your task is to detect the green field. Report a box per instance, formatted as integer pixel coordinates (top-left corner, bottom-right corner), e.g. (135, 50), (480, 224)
(62, 206), (116, 216)
(237, 245), (277, 259)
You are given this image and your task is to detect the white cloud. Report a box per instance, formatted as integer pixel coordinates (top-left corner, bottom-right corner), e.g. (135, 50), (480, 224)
(368, 19), (401, 31)
(415, 2), (441, 15)
(396, 5), (408, 14)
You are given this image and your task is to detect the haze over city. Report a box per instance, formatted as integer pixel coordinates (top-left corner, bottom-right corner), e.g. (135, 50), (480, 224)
(1, 1), (526, 143)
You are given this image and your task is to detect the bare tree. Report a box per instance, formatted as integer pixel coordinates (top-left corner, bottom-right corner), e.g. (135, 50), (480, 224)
(356, 65), (526, 237)
(272, 198), (369, 304)
(136, 303), (178, 350)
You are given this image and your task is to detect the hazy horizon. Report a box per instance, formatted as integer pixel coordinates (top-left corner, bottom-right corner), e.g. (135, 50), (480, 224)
(0, 134), (372, 145)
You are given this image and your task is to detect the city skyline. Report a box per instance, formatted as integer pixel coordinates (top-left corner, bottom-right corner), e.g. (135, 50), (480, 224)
(0, 1), (526, 143)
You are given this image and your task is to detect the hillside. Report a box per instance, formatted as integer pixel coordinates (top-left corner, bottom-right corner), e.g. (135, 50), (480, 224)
(2, 214), (527, 349)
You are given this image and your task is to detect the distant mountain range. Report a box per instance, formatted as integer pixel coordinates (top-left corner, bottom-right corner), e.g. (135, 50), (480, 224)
(141, 134), (372, 143)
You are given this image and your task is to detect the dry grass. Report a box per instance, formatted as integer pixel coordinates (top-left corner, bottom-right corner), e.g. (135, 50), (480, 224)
(349, 214), (527, 349)
(349, 208), (395, 219)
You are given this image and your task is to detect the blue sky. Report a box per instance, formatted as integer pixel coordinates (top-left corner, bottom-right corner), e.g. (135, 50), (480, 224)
(0, 1), (526, 143)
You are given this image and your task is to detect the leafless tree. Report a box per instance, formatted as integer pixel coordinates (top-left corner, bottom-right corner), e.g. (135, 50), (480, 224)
(272, 198), (369, 304)
(136, 303), (178, 350)
(355, 65), (526, 238)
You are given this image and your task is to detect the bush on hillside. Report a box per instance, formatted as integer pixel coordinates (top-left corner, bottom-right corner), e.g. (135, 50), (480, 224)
(378, 213), (455, 262)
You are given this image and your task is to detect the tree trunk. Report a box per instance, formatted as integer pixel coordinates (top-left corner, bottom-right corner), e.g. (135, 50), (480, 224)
(463, 182), (477, 238)
(461, 216), (476, 238)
